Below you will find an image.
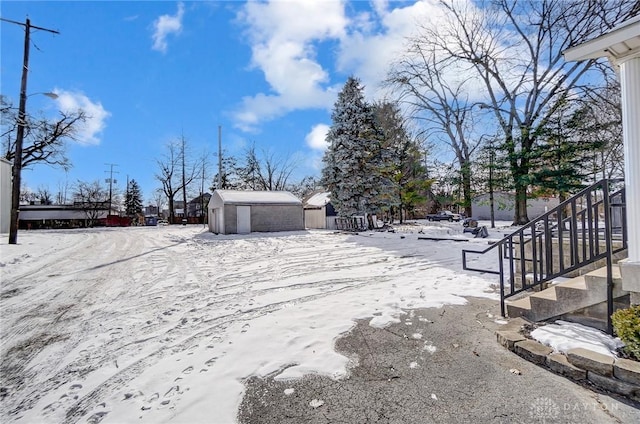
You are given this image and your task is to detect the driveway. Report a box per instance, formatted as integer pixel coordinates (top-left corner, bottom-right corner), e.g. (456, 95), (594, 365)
(239, 297), (640, 423)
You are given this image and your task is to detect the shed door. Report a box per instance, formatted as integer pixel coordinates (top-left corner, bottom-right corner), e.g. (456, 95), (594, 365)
(236, 206), (251, 234)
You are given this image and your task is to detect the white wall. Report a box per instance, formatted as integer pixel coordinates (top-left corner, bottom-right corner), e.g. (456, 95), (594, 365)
(472, 192), (559, 221)
(1, 158), (12, 234)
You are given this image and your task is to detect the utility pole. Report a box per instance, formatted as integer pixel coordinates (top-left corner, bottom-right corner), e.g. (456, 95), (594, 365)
(105, 163), (119, 215)
(201, 160), (205, 227)
(488, 140), (495, 229)
(181, 134), (187, 225)
(125, 174), (130, 217)
(218, 125), (222, 190)
(3, 17), (59, 244)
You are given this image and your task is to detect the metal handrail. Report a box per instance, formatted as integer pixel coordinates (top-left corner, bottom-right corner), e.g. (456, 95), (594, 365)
(462, 179), (627, 333)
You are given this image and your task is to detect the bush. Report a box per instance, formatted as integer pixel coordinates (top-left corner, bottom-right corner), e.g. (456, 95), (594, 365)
(612, 305), (640, 361)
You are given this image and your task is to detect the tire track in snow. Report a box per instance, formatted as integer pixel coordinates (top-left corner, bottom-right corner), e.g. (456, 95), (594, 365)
(61, 280), (373, 423)
(1, 229), (189, 419)
(2, 228), (472, 423)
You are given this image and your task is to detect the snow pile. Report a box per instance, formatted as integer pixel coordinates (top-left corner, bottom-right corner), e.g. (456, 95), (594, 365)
(530, 320), (624, 357)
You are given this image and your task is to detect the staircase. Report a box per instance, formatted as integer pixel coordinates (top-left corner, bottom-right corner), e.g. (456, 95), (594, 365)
(506, 264), (627, 325)
(462, 179), (628, 334)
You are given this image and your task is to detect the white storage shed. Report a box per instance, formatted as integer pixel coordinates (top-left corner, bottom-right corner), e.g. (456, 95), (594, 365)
(207, 190), (304, 234)
(303, 192), (337, 230)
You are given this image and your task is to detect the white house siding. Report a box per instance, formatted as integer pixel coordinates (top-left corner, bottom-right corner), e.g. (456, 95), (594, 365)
(0, 158), (11, 234)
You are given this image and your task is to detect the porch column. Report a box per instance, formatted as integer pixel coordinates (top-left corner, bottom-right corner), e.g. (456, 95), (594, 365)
(620, 55), (640, 262)
(619, 54), (640, 304)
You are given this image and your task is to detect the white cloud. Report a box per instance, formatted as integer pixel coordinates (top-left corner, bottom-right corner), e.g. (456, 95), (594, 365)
(151, 2), (185, 53)
(233, 1), (488, 132)
(305, 124), (330, 151)
(233, 0), (348, 131)
(303, 123), (330, 173)
(53, 89), (110, 146)
(337, 0), (442, 98)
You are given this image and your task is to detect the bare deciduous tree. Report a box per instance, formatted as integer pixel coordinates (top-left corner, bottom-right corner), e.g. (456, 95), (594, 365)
(387, 42), (482, 218)
(73, 180), (109, 227)
(151, 188), (167, 216)
(36, 186), (54, 205)
(393, 0), (636, 224)
(574, 76), (624, 181)
(240, 143), (297, 191)
(155, 137), (201, 223)
(1, 95), (87, 170)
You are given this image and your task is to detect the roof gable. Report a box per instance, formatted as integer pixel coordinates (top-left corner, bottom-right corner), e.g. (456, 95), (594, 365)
(213, 190), (301, 205)
(305, 192), (331, 207)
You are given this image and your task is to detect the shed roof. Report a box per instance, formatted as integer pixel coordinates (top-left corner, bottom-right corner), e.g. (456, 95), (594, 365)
(19, 208), (107, 220)
(305, 192), (331, 207)
(213, 190), (302, 205)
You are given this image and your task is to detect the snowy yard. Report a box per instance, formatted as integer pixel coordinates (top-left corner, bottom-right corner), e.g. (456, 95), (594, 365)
(1, 222), (505, 423)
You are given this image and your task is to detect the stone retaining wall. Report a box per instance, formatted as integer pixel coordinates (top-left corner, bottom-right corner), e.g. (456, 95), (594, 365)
(496, 319), (640, 403)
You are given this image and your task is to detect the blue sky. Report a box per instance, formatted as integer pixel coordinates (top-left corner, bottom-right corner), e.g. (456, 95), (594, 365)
(1, 0), (444, 203)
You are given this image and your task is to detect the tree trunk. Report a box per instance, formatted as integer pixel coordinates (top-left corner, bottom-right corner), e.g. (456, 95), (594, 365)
(513, 184), (529, 225)
(461, 160), (472, 218)
(168, 197), (175, 223)
(181, 136), (187, 223)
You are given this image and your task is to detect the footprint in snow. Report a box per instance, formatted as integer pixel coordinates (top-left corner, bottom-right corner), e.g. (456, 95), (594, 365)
(164, 386), (180, 398)
(86, 403), (110, 424)
(108, 327), (123, 337)
(42, 400), (62, 414)
(123, 391), (143, 401)
(182, 366), (194, 374)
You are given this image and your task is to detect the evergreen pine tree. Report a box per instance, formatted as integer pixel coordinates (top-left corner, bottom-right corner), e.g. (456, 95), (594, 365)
(530, 99), (603, 202)
(212, 153), (242, 190)
(125, 179), (143, 217)
(321, 77), (392, 217)
(374, 101), (430, 222)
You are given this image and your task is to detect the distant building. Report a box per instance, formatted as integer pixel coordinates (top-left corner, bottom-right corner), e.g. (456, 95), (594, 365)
(208, 190), (304, 234)
(303, 192), (337, 230)
(144, 205), (159, 217)
(471, 192), (559, 221)
(17, 203), (119, 229)
(188, 193), (212, 219)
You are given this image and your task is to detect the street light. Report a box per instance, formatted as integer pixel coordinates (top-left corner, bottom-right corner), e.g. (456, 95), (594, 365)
(38, 92), (59, 100)
(8, 91), (58, 244)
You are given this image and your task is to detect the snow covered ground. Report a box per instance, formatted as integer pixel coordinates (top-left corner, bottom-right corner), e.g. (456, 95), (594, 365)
(0, 220), (621, 423)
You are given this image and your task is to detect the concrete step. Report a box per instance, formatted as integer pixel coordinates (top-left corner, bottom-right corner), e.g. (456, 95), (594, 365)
(584, 265), (622, 288)
(505, 296), (531, 318)
(505, 265), (628, 322)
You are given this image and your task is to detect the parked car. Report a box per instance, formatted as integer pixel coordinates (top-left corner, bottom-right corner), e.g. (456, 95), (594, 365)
(426, 211), (462, 222)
